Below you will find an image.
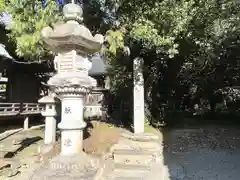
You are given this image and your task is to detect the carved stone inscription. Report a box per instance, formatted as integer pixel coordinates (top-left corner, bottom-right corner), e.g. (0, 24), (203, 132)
(63, 138), (72, 147)
(64, 107), (72, 114)
(59, 51), (75, 72)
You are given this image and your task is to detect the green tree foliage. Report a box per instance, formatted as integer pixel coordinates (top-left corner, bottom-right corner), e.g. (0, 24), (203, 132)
(0, 0), (118, 61)
(2, 0), (240, 123)
(0, 0), (63, 61)
(103, 0), (240, 123)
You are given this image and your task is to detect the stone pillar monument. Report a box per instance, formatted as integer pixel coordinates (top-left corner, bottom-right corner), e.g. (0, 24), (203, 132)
(41, 3), (103, 156)
(133, 57), (145, 134)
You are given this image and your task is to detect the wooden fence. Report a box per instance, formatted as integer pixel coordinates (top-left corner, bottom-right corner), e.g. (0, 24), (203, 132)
(0, 103), (44, 117)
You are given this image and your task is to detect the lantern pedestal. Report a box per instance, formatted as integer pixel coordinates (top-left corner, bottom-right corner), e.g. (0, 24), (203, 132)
(57, 94), (86, 155)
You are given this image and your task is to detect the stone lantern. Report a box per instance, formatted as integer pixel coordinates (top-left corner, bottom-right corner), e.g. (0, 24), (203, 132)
(41, 3), (103, 156)
(38, 96), (58, 145)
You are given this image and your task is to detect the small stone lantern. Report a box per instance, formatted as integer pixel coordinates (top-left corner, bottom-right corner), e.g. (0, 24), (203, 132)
(38, 96), (58, 145)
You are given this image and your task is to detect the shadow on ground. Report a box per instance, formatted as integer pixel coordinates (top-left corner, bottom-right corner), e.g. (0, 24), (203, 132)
(162, 119), (240, 180)
(4, 136), (43, 158)
(0, 115), (44, 134)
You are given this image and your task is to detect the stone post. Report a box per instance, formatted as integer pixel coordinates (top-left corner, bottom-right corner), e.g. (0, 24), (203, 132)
(23, 117), (29, 130)
(133, 57), (145, 134)
(38, 96), (58, 144)
(41, 3), (103, 156)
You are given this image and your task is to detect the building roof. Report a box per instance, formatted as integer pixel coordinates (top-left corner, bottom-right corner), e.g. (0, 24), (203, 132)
(0, 12), (12, 27)
(0, 43), (107, 75)
(0, 12), (107, 76)
(88, 53), (106, 76)
(0, 43), (13, 59)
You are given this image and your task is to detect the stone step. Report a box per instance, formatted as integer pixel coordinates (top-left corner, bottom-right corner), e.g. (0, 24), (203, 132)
(114, 163), (151, 172)
(107, 174), (145, 180)
(121, 132), (160, 142)
(106, 163), (150, 180)
(111, 139), (162, 153)
(113, 149), (157, 165)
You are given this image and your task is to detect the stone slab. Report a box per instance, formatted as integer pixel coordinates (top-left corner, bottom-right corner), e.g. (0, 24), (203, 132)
(112, 177), (144, 180)
(29, 153), (103, 180)
(111, 138), (162, 153)
(107, 172), (147, 180)
(113, 149), (157, 165)
(121, 132), (159, 142)
(102, 161), (163, 180)
(114, 149), (157, 155)
(105, 164), (152, 180)
(114, 163), (151, 172)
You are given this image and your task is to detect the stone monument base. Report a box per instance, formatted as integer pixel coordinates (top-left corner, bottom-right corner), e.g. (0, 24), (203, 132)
(29, 152), (103, 180)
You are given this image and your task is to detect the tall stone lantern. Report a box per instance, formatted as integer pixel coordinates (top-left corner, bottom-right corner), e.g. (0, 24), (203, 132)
(41, 3), (103, 156)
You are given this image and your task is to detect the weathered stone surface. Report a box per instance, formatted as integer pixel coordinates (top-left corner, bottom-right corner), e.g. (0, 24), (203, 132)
(114, 163), (151, 172)
(107, 171), (148, 180)
(121, 132), (160, 142)
(113, 149), (158, 165)
(38, 144), (55, 154)
(29, 153), (102, 180)
(104, 162), (163, 180)
(111, 138), (162, 153)
(100, 132), (163, 180)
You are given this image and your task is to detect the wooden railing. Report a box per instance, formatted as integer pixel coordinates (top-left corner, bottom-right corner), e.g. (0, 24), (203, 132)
(21, 103), (44, 115)
(0, 103), (20, 116)
(0, 103), (44, 116)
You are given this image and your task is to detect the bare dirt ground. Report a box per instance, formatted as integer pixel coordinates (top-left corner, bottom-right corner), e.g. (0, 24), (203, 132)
(83, 121), (121, 156)
(0, 119), (161, 180)
(0, 120), (123, 179)
(163, 125), (240, 180)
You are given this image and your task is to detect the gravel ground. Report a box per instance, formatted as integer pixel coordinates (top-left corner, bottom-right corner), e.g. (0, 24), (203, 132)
(163, 125), (240, 180)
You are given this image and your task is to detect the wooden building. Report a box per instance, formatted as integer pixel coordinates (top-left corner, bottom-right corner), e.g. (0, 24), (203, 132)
(0, 12), (111, 121)
(0, 13), (51, 122)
